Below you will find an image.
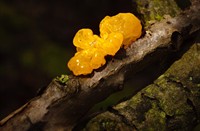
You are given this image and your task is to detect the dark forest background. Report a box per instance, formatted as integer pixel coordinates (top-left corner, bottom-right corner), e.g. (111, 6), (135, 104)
(1, 2), (199, 130)
(0, 0), (134, 120)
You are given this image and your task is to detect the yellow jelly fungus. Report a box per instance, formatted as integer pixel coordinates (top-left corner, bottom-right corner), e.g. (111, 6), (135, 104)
(73, 29), (100, 50)
(68, 29), (123, 75)
(68, 48), (106, 76)
(100, 32), (123, 56)
(100, 13), (142, 47)
(68, 13), (142, 76)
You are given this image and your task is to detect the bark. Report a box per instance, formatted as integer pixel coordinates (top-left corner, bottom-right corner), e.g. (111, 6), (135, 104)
(134, 0), (181, 26)
(84, 43), (200, 131)
(0, 0), (200, 130)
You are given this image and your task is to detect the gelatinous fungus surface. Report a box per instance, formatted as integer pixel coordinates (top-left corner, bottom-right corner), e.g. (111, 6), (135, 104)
(68, 13), (142, 76)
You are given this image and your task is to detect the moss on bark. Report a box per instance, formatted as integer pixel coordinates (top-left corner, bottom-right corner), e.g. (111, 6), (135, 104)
(134, 0), (181, 27)
(84, 44), (200, 130)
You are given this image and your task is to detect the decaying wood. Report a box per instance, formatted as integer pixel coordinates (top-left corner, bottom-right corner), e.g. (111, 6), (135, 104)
(134, 0), (181, 26)
(0, 0), (200, 130)
(84, 43), (200, 130)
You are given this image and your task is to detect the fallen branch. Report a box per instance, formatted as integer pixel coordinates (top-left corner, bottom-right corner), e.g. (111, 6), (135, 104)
(0, 0), (200, 130)
(84, 42), (200, 130)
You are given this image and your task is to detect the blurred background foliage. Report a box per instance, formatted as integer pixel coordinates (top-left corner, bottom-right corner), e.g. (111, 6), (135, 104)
(0, 0), (133, 120)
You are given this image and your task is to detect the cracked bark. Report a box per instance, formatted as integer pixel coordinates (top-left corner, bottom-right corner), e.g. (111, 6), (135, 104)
(84, 43), (200, 131)
(0, 0), (200, 130)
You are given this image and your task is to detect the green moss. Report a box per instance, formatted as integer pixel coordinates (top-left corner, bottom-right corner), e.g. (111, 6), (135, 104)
(142, 85), (159, 99)
(100, 120), (116, 130)
(144, 104), (166, 131)
(85, 112), (133, 131)
(56, 74), (69, 84)
(135, 0), (181, 27)
(166, 44), (200, 80)
(155, 14), (163, 21)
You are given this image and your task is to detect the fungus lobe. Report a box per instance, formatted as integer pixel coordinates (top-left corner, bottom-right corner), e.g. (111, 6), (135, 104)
(68, 13), (142, 76)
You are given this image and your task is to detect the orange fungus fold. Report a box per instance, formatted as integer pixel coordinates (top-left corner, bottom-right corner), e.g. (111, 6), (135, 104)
(100, 13), (142, 47)
(68, 13), (142, 76)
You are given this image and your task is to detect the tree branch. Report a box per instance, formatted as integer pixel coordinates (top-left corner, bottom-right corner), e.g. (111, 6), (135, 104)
(0, 0), (200, 130)
(84, 42), (200, 130)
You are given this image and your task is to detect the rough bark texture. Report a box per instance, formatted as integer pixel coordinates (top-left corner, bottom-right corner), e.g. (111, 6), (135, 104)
(0, 0), (200, 130)
(84, 43), (200, 131)
(134, 0), (181, 26)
